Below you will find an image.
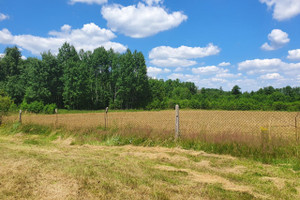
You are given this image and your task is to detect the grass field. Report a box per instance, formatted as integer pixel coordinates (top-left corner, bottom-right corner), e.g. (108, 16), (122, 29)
(6, 110), (299, 136)
(1, 129), (300, 200)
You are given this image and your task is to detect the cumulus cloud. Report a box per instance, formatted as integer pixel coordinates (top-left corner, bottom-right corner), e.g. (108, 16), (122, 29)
(147, 66), (170, 77)
(260, 0), (300, 21)
(287, 49), (300, 60)
(261, 29), (290, 51)
(238, 58), (283, 74)
(168, 73), (201, 83)
(218, 62), (231, 67)
(174, 67), (185, 72)
(215, 72), (242, 78)
(150, 58), (196, 68)
(0, 13), (9, 21)
(149, 44), (220, 67)
(192, 66), (228, 75)
(143, 0), (163, 6)
(0, 23), (127, 55)
(69, 0), (107, 5)
(238, 58), (300, 78)
(260, 73), (283, 80)
(101, 2), (187, 38)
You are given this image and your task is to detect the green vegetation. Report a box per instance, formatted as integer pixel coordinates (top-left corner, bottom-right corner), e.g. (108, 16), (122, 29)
(2, 121), (300, 170)
(0, 45), (299, 112)
(1, 123), (300, 199)
(0, 92), (12, 124)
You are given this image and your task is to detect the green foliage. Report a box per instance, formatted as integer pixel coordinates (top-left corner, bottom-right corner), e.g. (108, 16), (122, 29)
(0, 94), (12, 114)
(273, 101), (288, 111)
(1, 44), (300, 112)
(43, 103), (57, 114)
(0, 93), (13, 124)
(27, 101), (44, 113)
(9, 102), (18, 112)
(231, 85), (241, 95)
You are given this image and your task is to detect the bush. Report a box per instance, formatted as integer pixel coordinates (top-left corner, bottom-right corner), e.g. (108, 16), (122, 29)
(43, 103), (57, 114)
(20, 100), (29, 111)
(9, 102), (18, 112)
(0, 95), (13, 124)
(0, 95), (12, 114)
(273, 101), (288, 111)
(189, 99), (201, 109)
(28, 101), (44, 113)
(179, 99), (190, 109)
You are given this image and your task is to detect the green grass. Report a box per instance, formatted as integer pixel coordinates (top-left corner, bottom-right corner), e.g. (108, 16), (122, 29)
(0, 125), (300, 199)
(2, 121), (300, 171)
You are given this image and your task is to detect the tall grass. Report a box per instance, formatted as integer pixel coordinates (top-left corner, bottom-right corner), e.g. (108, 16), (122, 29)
(3, 116), (300, 170)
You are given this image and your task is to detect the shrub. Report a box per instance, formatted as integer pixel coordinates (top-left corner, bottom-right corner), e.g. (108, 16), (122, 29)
(9, 102), (18, 112)
(189, 99), (201, 109)
(28, 101), (44, 113)
(273, 101), (288, 111)
(20, 100), (29, 111)
(43, 103), (57, 114)
(0, 95), (13, 124)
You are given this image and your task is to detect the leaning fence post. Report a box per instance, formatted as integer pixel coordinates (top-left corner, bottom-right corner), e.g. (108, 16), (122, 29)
(19, 110), (22, 123)
(175, 104), (180, 140)
(104, 107), (109, 129)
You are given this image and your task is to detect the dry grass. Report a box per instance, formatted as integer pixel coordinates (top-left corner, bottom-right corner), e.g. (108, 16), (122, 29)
(4, 110), (299, 147)
(5, 110), (299, 134)
(1, 132), (300, 199)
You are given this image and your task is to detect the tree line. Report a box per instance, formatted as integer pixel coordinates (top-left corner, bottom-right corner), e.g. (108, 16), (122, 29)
(0, 44), (299, 112)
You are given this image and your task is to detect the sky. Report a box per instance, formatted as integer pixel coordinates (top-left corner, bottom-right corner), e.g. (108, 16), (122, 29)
(0, 0), (300, 91)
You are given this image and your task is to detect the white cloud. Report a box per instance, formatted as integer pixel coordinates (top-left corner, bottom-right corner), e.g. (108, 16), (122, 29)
(143, 0), (163, 6)
(149, 43), (220, 67)
(261, 29), (290, 51)
(150, 58), (196, 67)
(0, 53), (4, 59)
(174, 67), (185, 72)
(216, 72), (242, 78)
(147, 66), (170, 77)
(260, 73), (283, 80)
(287, 49), (300, 60)
(0, 23), (127, 55)
(69, 0), (107, 5)
(0, 13), (9, 21)
(238, 58), (283, 74)
(168, 73), (200, 82)
(167, 57), (300, 91)
(192, 65), (228, 75)
(238, 58), (300, 79)
(218, 62), (231, 67)
(101, 2), (187, 38)
(260, 0), (300, 21)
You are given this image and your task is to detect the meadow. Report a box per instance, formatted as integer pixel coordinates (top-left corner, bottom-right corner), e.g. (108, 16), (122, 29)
(0, 129), (300, 199)
(6, 110), (299, 136)
(4, 109), (300, 162)
(1, 110), (300, 199)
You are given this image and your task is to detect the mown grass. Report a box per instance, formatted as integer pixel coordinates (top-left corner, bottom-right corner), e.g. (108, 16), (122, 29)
(1, 123), (300, 199)
(2, 120), (300, 171)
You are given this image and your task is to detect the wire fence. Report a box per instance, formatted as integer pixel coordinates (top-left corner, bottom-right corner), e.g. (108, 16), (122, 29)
(5, 106), (300, 145)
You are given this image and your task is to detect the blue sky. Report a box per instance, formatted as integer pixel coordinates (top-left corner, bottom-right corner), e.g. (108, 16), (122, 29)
(0, 0), (300, 91)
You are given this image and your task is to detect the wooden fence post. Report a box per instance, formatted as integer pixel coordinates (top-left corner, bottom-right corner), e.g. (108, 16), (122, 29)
(296, 113), (299, 144)
(19, 110), (22, 123)
(175, 104), (180, 140)
(105, 107), (109, 129)
(55, 108), (58, 127)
